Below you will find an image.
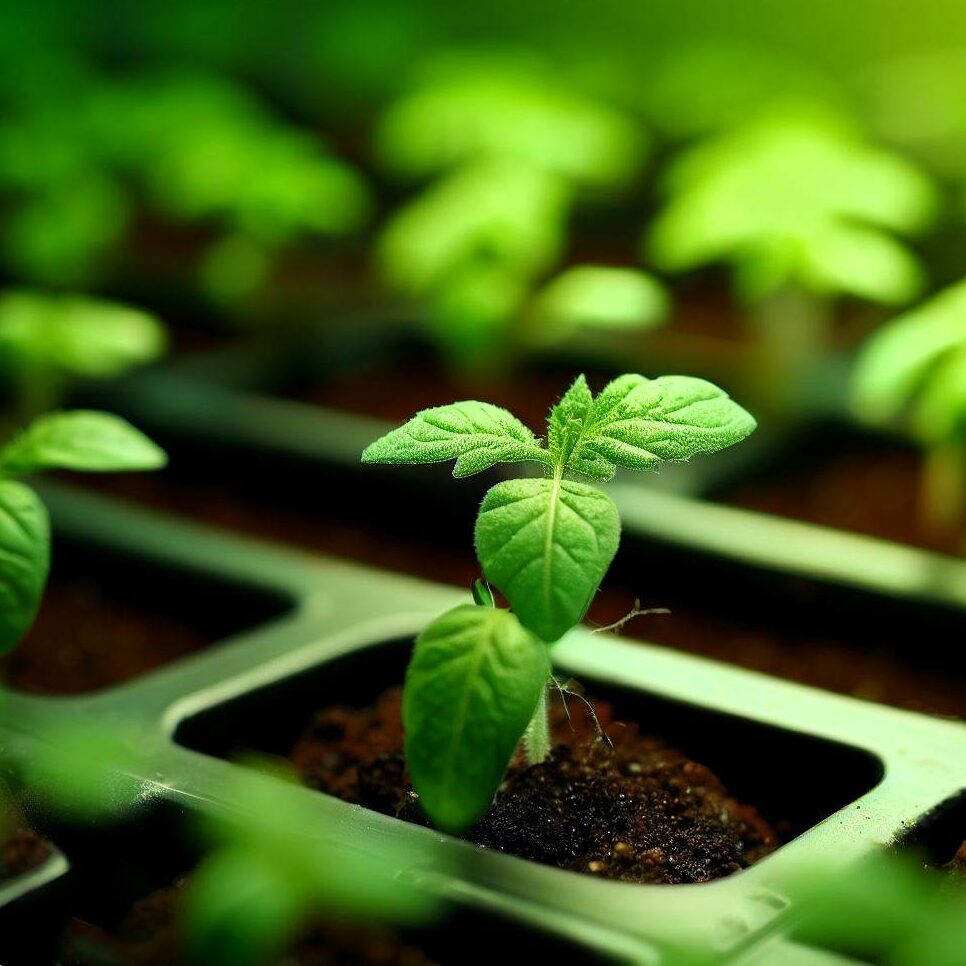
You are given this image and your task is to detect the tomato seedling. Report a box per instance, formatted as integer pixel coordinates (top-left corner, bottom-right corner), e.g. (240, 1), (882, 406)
(363, 373), (755, 830)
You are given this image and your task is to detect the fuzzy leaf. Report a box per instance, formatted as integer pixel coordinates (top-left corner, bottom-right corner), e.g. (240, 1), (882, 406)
(403, 604), (549, 832)
(361, 401), (547, 478)
(562, 373), (757, 482)
(0, 411), (168, 475)
(547, 374), (594, 468)
(475, 478), (620, 641)
(0, 480), (49, 654)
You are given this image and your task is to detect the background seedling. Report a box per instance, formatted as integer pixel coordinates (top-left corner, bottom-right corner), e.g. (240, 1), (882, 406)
(0, 410), (167, 655)
(646, 104), (936, 391)
(0, 291), (167, 421)
(374, 54), (663, 364)
(852, 278), (966, 544)
(363, 373), (755, 830)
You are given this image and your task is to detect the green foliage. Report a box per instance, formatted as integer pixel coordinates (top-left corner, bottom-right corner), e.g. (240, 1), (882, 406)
(0, 480), (48, 655)
(375, 51), (645, 188)
(789, 852), (966, 966)
(25, 719), (146, 818)
(0, 411), (167, 475)
(186, 768), (439, 966)
(0, 290), (166, 381)
(853, 278), (966, 444)
(375, 56), (656, 359)
(364, 373), (754, 829)
(0, 411), (166, 654)
(362, 400), (548, 477)
(403, 604), (549, 830)
(475, 478), (620, 642)
(647, 106), (936, 306)
(528, 266), (669, 344)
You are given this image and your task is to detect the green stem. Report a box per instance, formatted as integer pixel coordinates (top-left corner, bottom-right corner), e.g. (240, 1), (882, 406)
(921, 441), (966, 540)
(522, 684), (551, 766)
(746, 286), (831, 414)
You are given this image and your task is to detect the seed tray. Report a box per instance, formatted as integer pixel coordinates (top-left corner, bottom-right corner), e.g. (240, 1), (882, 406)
(0, 484), (962, 964)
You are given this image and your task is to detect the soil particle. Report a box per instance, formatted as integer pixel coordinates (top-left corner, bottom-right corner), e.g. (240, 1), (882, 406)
(291, 687), (777, 885)
(0, 573), (209, 695)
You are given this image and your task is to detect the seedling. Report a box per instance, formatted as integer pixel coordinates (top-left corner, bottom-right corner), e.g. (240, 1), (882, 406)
(377, 160), (667, 362)
(375, 55), (662, 362)
(852, 278), (966, 542)
(0, 410), (167, 655)
(0, 290), (167, 419)
(363, 373), (755, 831)
(646, 105), (935, 367)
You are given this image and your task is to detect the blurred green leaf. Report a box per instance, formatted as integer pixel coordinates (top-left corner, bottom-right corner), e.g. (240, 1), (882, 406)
(0, 411), (168, 474)
(0, 291), (167, 379)
(0, 480), (48, 655)
(376, 51), (645, 188)
(378, 160), (569, 297)
(25, 719), (146, 818)
(647, 106), (935, 305)
(852, 278), (966, 443)
(528, 265), (669, 343)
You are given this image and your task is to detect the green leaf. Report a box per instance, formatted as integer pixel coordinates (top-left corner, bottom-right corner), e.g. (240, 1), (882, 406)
(547, 374), (595, 469)
(529, 266), (669, 343)
(647, 107), (935, 304)
(361, 401), (548, 478)
(0, 411), (168, 475)
(474, 478), (620, 641)
(852, 278), (966, 427)
(0, 480), (49, 654)
(403, 604), (549, 832)
(0, 291), (167, 378)
(546, 373), (757, 482)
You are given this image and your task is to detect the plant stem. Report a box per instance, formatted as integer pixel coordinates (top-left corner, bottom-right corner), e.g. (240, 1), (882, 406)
(747, 286), (831, 414)
(920, 441), (966, 541)
(522, 684), (551, 766)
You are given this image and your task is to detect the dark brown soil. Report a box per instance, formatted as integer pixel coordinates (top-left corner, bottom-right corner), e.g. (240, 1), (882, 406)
(292, 687), (778, 884)
(0, 572), (210, 695)
(725, 443), (965, 557)
(61, 875), (440, 966)
(0, 823), (51, 881)
(77, 470), (966, 718)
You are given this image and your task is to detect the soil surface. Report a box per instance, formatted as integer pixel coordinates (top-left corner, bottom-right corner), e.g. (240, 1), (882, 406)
(0, 572), (210, 695)
(291, 687), (778, 884)
(0, 823), (50, 881)
(61, 875), (440, 966)
(79, 470), (966, 718)
(725, 442), (965, 557)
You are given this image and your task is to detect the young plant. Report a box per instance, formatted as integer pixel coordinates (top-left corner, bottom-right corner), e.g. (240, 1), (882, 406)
(852, 278), (966, 541)
(646, 105), (935, 366)
(0, 410), (166, 654)
(375, 54), (662, 363)
(0, 290), (167, 419)
(377, 160), (668, 363)
(363, 373), (755, 831)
